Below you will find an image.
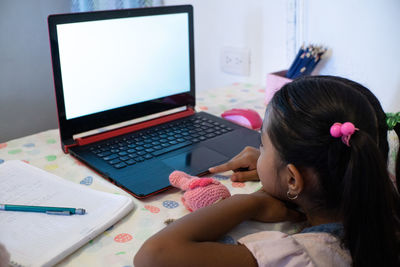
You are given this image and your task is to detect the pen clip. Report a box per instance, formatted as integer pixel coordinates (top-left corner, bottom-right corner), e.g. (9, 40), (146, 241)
(46, 210), (72, 215)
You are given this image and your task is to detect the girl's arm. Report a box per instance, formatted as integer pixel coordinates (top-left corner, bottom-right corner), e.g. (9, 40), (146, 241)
(134, 192), (302, 267)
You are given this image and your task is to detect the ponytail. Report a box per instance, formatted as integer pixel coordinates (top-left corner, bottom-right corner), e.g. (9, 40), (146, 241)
(386, 111), (400, 192)
(340, 130), (400, 266)
(396, 125), (400, 193)
(392, 123), (400, 193)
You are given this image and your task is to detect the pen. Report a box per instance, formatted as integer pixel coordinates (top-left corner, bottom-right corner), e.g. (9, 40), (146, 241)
(0, 204), (86, 215)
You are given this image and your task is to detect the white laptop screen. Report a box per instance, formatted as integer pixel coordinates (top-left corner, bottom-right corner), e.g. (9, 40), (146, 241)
(56, 13), (190, 120)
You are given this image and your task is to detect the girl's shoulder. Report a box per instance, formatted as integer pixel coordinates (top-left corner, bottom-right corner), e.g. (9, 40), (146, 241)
(238, 230), (351, 267)
(292, 232), (351, 266)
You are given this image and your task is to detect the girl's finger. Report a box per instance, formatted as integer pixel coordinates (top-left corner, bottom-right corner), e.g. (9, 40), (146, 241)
(209, 158), (246, 173)
(231, 170), (259, 182)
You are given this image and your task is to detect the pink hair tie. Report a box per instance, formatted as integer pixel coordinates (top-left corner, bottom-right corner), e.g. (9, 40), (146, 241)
(330, 122), (359, 147)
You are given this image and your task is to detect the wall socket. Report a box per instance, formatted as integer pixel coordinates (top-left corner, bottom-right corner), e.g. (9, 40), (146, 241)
(220, 46), (250, 76)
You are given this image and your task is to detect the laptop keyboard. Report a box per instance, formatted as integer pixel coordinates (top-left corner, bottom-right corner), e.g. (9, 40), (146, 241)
(89, 115), (234, 169)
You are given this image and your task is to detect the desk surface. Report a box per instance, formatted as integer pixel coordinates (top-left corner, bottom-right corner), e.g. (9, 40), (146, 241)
(3, 83), (396, 266)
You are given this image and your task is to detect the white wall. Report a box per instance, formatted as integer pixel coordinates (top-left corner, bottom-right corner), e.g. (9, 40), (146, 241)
(0, 0), (71, 142)
(165, 0), (274, 92)
(166, 0), (400, 112)
(302, 0), (400, 112)
(165, 0), (291, 91)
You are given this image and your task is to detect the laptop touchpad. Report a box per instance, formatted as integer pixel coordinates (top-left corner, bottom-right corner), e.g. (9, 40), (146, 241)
(162, 147), (229, 175)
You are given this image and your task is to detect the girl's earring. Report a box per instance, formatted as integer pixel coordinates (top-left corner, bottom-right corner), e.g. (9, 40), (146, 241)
(287, 190), (298, 200)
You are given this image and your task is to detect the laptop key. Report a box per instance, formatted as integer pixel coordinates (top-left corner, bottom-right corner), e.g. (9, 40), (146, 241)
(152, 140), (192, 157)
(128, 153), (138, 158)
(109, 158), (121, 164)
(135, 156), (145, 162)
(126, 159), (136, 165)
(103, 154), (118, 161)
(144, 154), (153, 159)
(114, 162), (127, 169)
(97, 151), (111, 157)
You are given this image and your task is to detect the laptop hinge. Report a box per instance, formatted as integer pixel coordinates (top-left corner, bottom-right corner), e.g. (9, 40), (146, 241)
(63, 143), (78, 154)
(75, 107), (196, 147)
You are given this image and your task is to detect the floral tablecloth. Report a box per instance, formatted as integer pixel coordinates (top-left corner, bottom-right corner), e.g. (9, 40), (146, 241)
(0, 83), (397, 266)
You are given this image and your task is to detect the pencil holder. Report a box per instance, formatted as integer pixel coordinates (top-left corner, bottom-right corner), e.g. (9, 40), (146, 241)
(265, 70), (292, 105)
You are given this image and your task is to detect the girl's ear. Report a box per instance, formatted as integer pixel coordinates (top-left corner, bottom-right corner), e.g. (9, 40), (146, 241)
(286, 164), (304, 195)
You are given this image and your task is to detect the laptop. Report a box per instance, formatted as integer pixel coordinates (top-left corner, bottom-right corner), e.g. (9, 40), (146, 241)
(48, 5), (261, 198)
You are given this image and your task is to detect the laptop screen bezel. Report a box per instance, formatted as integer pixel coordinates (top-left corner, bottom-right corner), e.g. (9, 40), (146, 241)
(48, 5), (195, 144)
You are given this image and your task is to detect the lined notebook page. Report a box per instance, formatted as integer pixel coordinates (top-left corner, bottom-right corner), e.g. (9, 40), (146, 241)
(0, 160), (134, 267)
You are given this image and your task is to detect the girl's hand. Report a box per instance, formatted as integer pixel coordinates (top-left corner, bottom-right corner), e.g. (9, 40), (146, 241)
(250, 189), (305, 223)
(208, 146), (260, 182)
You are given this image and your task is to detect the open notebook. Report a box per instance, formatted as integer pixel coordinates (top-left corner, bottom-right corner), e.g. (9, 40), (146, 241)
(0, 160), (134, 267)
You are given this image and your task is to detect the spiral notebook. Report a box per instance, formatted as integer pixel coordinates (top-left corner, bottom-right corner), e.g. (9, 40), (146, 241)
(0, 160), (135, 267)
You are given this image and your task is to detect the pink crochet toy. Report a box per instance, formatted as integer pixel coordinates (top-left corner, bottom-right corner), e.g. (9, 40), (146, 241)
(169, 171), (231, 212)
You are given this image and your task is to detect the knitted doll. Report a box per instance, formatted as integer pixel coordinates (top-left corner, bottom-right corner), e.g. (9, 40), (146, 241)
(169, 171), (231, 212)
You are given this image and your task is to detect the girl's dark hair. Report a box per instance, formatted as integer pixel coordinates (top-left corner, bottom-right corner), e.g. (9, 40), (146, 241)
(317, 76), (400, 208)
(395, 123), (400, 192)
(267, 76), (400, 266)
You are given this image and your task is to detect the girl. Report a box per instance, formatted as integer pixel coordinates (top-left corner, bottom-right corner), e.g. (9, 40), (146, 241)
(134, 76), (400, 267)
(209, 76), (400, 189)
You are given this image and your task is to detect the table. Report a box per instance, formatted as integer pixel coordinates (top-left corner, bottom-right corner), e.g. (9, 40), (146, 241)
(1, 83), (397, 266)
